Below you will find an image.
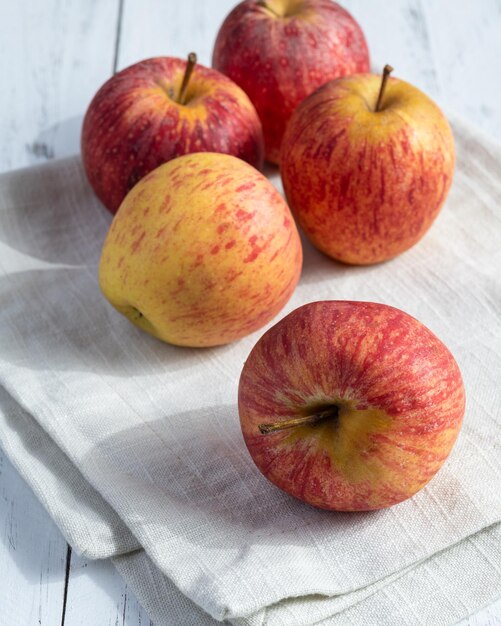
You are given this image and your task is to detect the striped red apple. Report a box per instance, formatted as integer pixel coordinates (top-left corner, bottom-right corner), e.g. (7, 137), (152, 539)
(239, 300), (465, 511)
(82, 54), (264, 214)
(281, 66), (456, 264)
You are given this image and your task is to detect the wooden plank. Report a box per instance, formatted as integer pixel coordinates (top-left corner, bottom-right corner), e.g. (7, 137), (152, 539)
(343, 0), (440, 96)
(0, 0), (120, 173)
(421, 0), (501, 137)
(0, 0), (145, 623)
(117, 0), (237, 69)
(458, 596), (501, 626)
(63, 551), (152, 626)
(0, 447), (67, 626)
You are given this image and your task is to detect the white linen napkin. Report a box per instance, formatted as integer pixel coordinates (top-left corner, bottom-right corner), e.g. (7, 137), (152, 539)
(0, 115), (500, 625)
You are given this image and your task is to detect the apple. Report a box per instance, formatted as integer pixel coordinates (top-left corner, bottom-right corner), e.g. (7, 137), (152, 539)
(212, 0), (369, 164)
(99, 152), (302, 347)
(280, 66), (456, 264)
(82, 54), (264, 214)
(238, 300), (465, 511)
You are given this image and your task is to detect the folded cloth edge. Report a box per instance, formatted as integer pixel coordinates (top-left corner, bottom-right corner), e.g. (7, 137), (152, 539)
(0, 383), (140, 559)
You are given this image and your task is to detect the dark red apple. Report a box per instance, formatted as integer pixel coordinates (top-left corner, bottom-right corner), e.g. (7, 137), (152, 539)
(82, 55), (264, 213)
(213, 0), (369, 163)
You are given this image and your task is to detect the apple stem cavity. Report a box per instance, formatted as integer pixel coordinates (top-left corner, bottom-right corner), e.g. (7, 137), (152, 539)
(375, 64), (394, 112)
(178, 52), (197, 105)
(258, 406), (339, 434)
(256, 0), (280, 18)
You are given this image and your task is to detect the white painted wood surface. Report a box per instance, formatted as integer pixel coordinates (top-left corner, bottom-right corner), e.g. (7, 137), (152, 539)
(0, 0), (120, 170)
(0, 449), (67, 626)
(1, 1), (501, 625)
(64, 551), (152, 626)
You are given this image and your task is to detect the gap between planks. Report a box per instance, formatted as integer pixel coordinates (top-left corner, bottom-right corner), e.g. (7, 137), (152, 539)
(60, 545), (72, 626)
(113, 0), (125, 75)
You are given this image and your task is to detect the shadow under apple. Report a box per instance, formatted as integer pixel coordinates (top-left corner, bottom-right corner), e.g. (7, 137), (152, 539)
(0, 268), (212, 377)
(81, 405), (383, 557)
(78, 403), (483, 605)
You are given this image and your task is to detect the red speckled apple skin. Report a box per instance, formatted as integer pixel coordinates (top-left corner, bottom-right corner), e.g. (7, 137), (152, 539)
(280, 73), (455, 265)
(238, 301), (465, 511)
(213, 0), (369, 163)
(99, 152), (302, 347)
(82, 57), (264, 214)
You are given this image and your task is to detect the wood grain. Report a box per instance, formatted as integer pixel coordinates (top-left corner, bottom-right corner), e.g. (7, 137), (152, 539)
(422, 0), (501, 136)
(116, 0), (237, 70)
(0, 449), (67, 626)
(344, 0), (440, 95)
(63, 552), (152, 626)
(0, 0), (120, 172)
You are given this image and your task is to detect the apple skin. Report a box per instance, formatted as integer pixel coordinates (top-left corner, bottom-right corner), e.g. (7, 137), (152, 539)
(82, 57), (264, 214)
(280, 73), (455, 265)
(99, 152), (302, 348)
(238, 301), (465, 511)
(212, 0), (369, 164)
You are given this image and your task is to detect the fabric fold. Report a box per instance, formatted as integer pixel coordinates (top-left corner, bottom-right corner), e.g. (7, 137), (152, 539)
(0, 384), (140, 558)
(113, 525), (501, 626)
(0, 115), (500, 624)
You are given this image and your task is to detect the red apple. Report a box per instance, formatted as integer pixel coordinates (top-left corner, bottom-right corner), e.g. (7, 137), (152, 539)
(280, 66), (456, 264)
(99, 152), (302, 347)
(82, 54), (264, 214)
(212, 0), (369, 163)
(239, 301), (465, 511)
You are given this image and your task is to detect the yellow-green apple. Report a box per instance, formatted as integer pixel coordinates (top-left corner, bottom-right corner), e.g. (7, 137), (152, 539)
(212, 0), (369, 163)
(82, 54), (264, 214)
(280, 66), (456, 264)
(239, 300), (465, 511)
(99, 152), (302, 347)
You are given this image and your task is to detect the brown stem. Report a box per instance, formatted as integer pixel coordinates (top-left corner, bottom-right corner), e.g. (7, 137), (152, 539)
(256, 0), (280, 17)
(259, 408), (337, 434)
(375, 64), (394, 112)
(178, 52), (197, 105)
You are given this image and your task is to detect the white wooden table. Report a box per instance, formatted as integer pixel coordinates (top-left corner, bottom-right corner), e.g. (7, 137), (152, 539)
(1, 1), (501, 624)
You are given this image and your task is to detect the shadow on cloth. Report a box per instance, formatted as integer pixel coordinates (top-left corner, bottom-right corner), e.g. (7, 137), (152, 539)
(0, 155), (110, 265)
(82, 404), (381, 558)
(0, 268), (212, 377)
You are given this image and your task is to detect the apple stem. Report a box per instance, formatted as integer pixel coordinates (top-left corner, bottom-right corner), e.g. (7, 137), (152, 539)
(256, 0), (280, 17)
(258, 408), (337, 434)
(178, 52), (197, 105)
(375, 64), (394, 112)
